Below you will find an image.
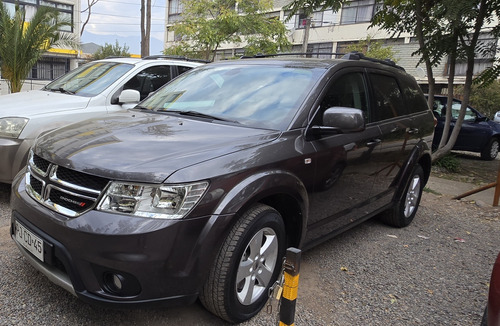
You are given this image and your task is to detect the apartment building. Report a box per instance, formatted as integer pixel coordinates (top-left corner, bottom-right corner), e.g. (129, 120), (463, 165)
(164, 0), (499, 90)
(0, 0), (80, 94)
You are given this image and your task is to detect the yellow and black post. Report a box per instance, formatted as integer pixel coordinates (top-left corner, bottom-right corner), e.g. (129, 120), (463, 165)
(279, 247), (301, 326)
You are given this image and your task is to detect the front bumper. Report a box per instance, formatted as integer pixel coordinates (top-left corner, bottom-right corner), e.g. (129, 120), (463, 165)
(0, 137), (32, 184)
(10, 175), (233, 307)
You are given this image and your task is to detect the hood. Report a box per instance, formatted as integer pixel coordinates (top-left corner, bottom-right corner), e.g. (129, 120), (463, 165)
(0, 90), (91, 117)
(34, 111), (280, 183)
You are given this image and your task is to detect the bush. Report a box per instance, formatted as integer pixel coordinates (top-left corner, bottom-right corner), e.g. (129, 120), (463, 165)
(433, 154), (461, 173)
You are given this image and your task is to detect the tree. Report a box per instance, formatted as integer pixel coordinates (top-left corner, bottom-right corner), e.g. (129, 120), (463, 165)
(92, 41), (130, 60)
(141, 0), (151, 57)
(81, 0), (99, 36)
(456, 80), (500, 119)
(0, 3), (78, 93)
(345, 36), (398, 61)
(166, 0), (290, 61)
(284, 0), (347, 54)
(372, 0), (500, 161)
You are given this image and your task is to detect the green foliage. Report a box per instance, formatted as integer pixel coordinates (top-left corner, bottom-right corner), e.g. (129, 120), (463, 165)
(92, 41), (131, 60)
(166, 0), (291, 61)
(345, 36), (398, 62)
(0, 3), (78, 93)
(433, 153), (460, 173)
(456, 80), (500, 119)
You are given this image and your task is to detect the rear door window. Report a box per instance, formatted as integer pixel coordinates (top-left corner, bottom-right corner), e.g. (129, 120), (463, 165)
(369, 74), (405, 121)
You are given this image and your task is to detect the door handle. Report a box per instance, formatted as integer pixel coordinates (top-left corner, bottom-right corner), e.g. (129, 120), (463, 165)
(366, 139), (381, 147)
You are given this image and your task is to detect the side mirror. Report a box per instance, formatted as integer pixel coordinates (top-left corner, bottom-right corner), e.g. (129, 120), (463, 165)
(306, 107), (365, 140)
(118, 89), (140, 104)
(323, 107), (365, 132)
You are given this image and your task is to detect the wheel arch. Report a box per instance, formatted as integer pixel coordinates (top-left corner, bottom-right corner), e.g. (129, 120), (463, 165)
(213, 170), (308, 249)
(391, 140), (431, 203)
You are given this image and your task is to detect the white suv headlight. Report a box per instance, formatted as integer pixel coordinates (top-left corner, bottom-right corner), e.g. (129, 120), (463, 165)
(97, 181), (209, 219)
(0, 117), (29, 138)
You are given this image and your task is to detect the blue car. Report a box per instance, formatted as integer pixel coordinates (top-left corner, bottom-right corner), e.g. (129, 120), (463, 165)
(431, 95), (500, 160)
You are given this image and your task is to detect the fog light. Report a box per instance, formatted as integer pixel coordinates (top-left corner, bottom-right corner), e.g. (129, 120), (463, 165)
(104, 273), (125, 293)
(98, 268), (141, 297)
(112, 274), (124, 291)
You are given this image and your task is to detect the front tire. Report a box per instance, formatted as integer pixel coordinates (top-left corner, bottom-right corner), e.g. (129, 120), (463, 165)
(481, 138), (499, 161)
(200, 204), (286, 323)
(381, 164), (424, 228)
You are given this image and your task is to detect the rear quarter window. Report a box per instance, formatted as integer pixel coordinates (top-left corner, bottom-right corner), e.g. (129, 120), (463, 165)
(399, 75), (429, 114)
(369, 73), (405, 121)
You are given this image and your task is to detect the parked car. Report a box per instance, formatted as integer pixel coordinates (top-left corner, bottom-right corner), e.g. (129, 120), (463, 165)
(430, 95), (500, 160)
(494, 111), (500, 123)
(10, 54), (435, 323)
(0, 56), (203, 184)
(482, 253), (500, 326)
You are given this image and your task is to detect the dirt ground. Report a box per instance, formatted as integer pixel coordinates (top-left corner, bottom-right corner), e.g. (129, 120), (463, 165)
(432, 151), (500, 186)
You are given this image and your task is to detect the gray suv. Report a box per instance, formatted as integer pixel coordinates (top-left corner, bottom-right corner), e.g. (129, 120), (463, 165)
(10, 54), (435, 323)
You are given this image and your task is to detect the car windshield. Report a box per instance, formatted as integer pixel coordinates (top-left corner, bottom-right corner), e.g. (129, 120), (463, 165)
(44, 62), (134, 97)
(138, 64), (321, 130)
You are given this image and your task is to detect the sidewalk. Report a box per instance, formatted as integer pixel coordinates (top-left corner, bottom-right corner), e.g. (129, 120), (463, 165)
(426, 175), (498, 207)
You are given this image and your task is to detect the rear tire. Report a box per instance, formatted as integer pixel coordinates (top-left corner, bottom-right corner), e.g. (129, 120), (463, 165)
(381, 164), (424, 228)
(200, 204), (286, 323)
(481, 138), (499, 161)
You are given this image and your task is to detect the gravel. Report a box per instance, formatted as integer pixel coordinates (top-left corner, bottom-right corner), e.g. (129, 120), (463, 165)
(1, 181), (499, 325)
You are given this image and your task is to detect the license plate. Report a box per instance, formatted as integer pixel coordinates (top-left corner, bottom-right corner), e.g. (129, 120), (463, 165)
(14, 220), (44, 262)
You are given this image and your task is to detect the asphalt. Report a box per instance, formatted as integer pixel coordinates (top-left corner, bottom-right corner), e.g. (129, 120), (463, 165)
(426, 174), (499, 207)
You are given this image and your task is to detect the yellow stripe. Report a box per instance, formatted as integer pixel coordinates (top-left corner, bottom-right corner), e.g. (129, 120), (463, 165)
(47, 48), (80, 55)
(279, 322), (294, 326)
(282, 273), (300, 300)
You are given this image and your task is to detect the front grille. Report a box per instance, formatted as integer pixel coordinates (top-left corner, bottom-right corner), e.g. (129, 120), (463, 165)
(26, 153), (110, 217)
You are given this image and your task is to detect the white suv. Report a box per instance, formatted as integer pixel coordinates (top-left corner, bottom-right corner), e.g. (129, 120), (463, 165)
(0, 56), (203, 183)
(494, 111), (500, 122)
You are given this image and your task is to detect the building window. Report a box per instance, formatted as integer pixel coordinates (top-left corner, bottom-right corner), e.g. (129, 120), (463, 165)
(168, 0), (183, 23)
(307, 43), (333, 58)
(340, 0), (379, 25)
(3, 0), (74, 32)
(447, 34), (497, 76)
(292, 9), (339, 29)
(336, 41), (359, 56)
(29, 57), (70, 80)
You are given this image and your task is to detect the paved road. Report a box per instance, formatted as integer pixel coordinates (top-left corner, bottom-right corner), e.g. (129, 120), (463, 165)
(1, 181), (499, 325)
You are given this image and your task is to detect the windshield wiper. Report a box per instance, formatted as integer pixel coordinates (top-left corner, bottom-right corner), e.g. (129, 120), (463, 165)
(159, 110), (239, 123)
(57, 87), (75, 95)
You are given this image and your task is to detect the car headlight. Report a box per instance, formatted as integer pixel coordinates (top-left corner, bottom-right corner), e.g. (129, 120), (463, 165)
(0, 117), (29, 138)
(97, 181), (209, 219)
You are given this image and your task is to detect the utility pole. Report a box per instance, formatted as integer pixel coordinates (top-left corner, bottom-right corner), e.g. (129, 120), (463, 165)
(141, 0), (151, 57)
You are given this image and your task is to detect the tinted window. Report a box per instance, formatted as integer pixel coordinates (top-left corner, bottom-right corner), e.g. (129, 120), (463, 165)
(370, 74), (404, 121)
(178, 65), (192, 75)
(124, 66), (173, 100)
(314, 72), (368, 124)
(399, 75), (428, 113)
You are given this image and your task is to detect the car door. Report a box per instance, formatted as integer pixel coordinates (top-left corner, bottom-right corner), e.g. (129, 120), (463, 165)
(305, 69), (384, 245)
(365, 70), (425, 209)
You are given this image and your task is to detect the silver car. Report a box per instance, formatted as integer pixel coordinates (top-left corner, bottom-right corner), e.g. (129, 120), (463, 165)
(0, 56), (202, 183)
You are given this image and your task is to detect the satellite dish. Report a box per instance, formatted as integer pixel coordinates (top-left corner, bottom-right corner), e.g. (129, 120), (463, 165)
(415, 67), (426, 78)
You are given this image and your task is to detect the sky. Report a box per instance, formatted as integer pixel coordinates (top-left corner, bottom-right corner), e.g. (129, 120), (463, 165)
(80, 0), (166, 55)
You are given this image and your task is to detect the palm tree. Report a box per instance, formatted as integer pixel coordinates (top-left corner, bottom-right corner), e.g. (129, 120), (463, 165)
(0, 3), (79, 93)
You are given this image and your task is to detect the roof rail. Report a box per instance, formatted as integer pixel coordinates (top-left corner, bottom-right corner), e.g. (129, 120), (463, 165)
(239, 52), (346, 59)
(238, 51), (405, 71)
(142, 55), (210, 63)
(342, 51), (405, 71)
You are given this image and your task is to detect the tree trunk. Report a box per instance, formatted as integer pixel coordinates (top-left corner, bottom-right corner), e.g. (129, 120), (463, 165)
(301, 16), (311, 56)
